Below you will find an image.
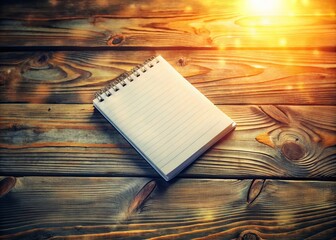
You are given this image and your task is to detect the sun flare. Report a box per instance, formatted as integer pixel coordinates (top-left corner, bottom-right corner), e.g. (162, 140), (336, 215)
(245, 0), (283, 15)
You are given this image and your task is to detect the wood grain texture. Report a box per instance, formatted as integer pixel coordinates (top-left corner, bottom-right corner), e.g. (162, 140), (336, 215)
(1, 50), (335, 105)
(0, 177), (335, 239)
(0, 177), (16, 197)
(1, 0), (335, 19)
(0, 1), (335, 239)
(0, 0), (335, 48)
(1, 104), (335, 178)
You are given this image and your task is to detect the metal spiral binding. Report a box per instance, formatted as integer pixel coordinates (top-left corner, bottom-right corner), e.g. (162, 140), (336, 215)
(94, 56), (159, 102)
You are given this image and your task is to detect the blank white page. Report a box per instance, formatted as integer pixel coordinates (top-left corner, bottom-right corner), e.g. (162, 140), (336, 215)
(93, 55), (236, 181)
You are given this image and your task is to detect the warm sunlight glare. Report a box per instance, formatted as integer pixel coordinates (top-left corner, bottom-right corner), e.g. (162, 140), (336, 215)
(245, 0), (283, 15)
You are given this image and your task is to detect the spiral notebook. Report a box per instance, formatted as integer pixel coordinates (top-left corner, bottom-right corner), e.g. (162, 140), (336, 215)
(93, 55), (236, 181)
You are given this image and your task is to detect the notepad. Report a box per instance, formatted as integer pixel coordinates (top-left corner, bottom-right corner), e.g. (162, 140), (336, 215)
(93, 55), (236, 181)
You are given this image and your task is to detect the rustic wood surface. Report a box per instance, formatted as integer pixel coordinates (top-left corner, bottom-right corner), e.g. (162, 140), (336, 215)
(0, 0), (335, 48)
(0, 0), (335, 239)
(1, 104), (335, 178)
(0, 50), (335, 105)
(0, 177), (335, 240)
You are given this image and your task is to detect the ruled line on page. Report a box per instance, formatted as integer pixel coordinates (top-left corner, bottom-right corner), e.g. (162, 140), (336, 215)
(160, 117), (226, 172)
(105, 68), (186, 125)
(154, 109), (219, 167)
(118, 80), (190, 133)
(102, 59), (162, 113)
(105, 74), (161, 120)
(144, 106), (213, 162)
(126, 90), (198, 143)
(104, 65), (210, 150)
(128, 83), (202, 141)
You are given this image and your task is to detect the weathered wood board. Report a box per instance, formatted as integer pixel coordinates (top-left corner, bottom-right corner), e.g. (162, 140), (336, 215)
(0, 177), (335, 239)
(1, 104), (335, 178)
(0, 0), (335, 48)
(0, 0), (335, 239)
(0, 50), (335, 105)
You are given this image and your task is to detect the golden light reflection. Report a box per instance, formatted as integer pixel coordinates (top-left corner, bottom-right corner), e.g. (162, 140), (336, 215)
(218, 44), (226, 50)
(249, 28), (257, 36)
(301, 0), (310, 7)
(313, 49), (320, 55)
(185, 6), (193, 12)
(260, 17), (271, 26)
(219, 59), (226, 66)
(209, 0), (335, 49)
(278, 37), (287, 47)
(199, 209), (215, 221)
(314, 10), (322, 16)
(234, 38), (241, 47)
(242, 0), (318, 16)
(244, 0), (283, 15)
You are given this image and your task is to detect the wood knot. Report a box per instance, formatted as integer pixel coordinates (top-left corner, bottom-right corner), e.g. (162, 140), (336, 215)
(20, 53), (52, 75)
(29, 53), (51, 69)
(206, 37), (213, 44)
(128, 180), (156, 215)
(281, 141), (305, 161)
(177, 57), (187, 66)
(0, 177), (16, 198)
(37, 54), (48, 64)
(238, 230), (262, 240)
(195, 27), (210, 35)
(107, 34), (125, 45)
(247, 179), (265, 205)
(242, 233), (260, 240)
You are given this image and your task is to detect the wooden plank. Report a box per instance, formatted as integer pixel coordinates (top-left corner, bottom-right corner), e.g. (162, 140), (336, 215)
(0, 177), (335, 239)
(0, 1), (335, 48)
(1, 104), (335, 178)
(0, 50), (335, 105)
(1, 0), (335, 19)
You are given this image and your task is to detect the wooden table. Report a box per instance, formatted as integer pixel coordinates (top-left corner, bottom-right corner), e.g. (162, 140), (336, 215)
(0, 1), (335, 239)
